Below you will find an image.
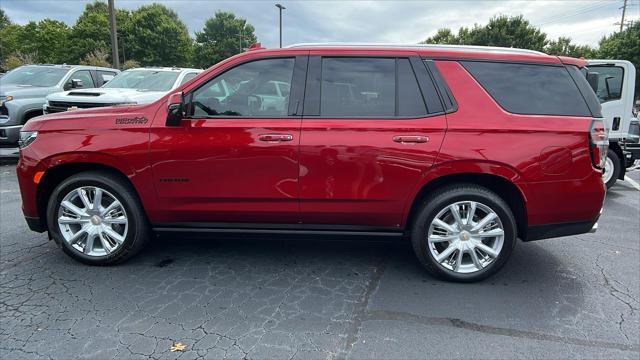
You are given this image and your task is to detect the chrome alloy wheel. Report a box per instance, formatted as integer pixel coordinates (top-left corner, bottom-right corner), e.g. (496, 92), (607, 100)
(57, 186), (128, 257)
(603, 155), (614, 184)
(427, 201), (504, 274)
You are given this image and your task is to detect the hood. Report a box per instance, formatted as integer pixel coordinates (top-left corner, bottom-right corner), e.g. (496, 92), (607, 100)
(46, 88), (168, 105)
(0, 84), (57, 99)
(22, 101), (155, 132)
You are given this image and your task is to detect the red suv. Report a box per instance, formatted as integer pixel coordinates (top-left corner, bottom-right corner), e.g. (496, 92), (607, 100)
(16, 44), (607, 282)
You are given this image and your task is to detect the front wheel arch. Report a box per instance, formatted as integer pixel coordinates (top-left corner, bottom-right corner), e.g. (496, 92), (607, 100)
(37, 163), (142, 232)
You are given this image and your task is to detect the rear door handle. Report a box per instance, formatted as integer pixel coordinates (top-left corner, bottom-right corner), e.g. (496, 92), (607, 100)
(393, 135), (429, 144)
(258, 133), (294, 142)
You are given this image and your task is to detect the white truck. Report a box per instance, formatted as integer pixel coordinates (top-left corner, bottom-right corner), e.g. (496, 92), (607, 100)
(587, 60), (639, 188)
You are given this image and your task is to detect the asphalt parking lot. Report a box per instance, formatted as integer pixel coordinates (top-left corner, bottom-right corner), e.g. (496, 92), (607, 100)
(1, 159), (639, 359)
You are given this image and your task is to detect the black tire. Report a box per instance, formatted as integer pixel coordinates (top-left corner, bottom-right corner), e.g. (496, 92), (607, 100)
(410, 184), (517, 282)
(604, 149), (621, 189)
(46, 171), (149, 265)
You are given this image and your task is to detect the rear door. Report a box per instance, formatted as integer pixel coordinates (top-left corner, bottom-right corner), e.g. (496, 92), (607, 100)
(299, 53), (448, 227)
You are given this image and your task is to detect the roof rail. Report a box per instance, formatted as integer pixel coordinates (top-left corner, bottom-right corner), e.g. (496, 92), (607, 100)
(285, 42), (546, 55)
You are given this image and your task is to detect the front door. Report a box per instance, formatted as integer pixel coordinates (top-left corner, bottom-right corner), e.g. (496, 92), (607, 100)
(149, 56), (307, 224)
(299, 55), (448, 227)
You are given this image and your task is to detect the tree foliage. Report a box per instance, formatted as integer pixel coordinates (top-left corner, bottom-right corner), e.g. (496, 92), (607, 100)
(68, 1), (130, 66)
(124, 4), (192, 67)
(0, 8), (11, 31)
(422, 15), (547, 51)
(193, 11), (257, 68)
(545, 36), (597, 58)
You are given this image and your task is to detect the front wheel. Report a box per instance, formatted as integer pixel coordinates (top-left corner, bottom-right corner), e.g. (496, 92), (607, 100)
(411, 184), (517, 282)
(46, 171), (149, 265)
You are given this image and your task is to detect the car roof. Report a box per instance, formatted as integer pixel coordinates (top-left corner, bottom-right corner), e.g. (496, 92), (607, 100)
(124, 67), (203, 73)
(247, 42), (585, 67)
(20, 64), (119, 71)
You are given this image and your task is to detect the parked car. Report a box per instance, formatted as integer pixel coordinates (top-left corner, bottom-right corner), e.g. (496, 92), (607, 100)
(43, 67), (202, 114)
(16, 44), (607, 282)
(586, 60), (638, 188)
(0, 64), (119, 146)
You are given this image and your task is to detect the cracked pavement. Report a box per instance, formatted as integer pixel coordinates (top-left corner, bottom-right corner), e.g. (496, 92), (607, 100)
(1, 162), (639, 359)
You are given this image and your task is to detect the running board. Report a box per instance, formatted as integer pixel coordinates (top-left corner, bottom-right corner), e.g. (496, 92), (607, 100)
(152, 222), (404, 238)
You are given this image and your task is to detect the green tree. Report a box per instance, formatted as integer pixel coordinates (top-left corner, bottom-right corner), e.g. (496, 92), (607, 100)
(19, 19), (72, 64)
(422, 28), (461, 45)
(69, 1), (130, 66)
(193, 11), (257, 69)
(124, 3), (192, 67)
(0, 8), (11, 31)
(422, 15), (547, 51)
(545, 37), (596, 58)
(0, 24), (23, 66)
(598, 22), (640, 100)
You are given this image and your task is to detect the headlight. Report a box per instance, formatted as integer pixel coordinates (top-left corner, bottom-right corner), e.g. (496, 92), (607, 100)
(18, 131), (38, 148)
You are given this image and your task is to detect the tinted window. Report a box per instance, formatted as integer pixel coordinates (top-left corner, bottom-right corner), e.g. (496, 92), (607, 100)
(179, 72), (199, 85)
(588, 65), (623, 103)
(190, 58), (294, 117)
(398, 58), (427, 116)
(462, 61), (591, 116)
(321, 58), (395, 117)
(68, 70), (95, 88)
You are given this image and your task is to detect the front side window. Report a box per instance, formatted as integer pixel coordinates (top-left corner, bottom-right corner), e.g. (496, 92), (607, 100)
(189, 58), (294, 117)
(103, 70), (180, 91)
(67, 70), (95, 88)
(0, 66), (68, 87)
(320, 58), (396, 117)
(589, 65), (624, 103)
(462, 61), (591, 116)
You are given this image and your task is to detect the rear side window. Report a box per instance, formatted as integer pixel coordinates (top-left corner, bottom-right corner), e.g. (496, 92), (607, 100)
(179, 72), (199, 85)
(98, 71), (116, 84)
(462, 61), (591, 116)
(398, 58), (427, 116)
(588, 65), (623, 102)
(320, 58), (395, 117)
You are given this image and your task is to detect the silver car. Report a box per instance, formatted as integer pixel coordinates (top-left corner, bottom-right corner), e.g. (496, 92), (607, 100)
(0, 64), (119, 146)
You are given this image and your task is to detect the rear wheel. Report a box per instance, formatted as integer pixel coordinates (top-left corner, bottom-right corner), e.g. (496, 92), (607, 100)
(411, 184), (516, 282)
(46, 171), (149, 265)
(603, 149), (621, 189)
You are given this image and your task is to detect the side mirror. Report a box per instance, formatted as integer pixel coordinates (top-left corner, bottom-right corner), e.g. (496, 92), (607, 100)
(586, 72), (599, 93)
(166, 92), (184, 126)
(71, 79), (84, 89)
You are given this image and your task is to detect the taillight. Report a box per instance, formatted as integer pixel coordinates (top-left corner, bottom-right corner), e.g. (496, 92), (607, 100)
(589, 119), (608, 169)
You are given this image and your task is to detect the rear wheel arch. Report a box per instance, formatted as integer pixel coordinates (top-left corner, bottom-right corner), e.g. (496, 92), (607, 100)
(36, 162), (142, 230)
(405, 173), (528, 240)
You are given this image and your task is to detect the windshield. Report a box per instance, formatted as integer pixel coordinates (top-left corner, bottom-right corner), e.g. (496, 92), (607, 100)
(0, 66), (68, 87)
(102, 70), (179, 91)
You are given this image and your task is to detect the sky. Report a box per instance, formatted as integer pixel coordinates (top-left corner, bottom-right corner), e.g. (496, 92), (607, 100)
(1, 0), (638, 48)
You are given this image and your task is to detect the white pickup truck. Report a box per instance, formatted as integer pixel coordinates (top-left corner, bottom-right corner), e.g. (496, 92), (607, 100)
(587, 60), (639, 188)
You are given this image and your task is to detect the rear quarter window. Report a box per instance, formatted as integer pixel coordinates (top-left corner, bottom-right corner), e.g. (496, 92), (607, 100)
(461, 61), (591, 117)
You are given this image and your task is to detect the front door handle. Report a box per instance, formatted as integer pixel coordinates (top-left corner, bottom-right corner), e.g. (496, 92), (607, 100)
(258, 133), (294, 142)
(393, 135), (429, 144)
